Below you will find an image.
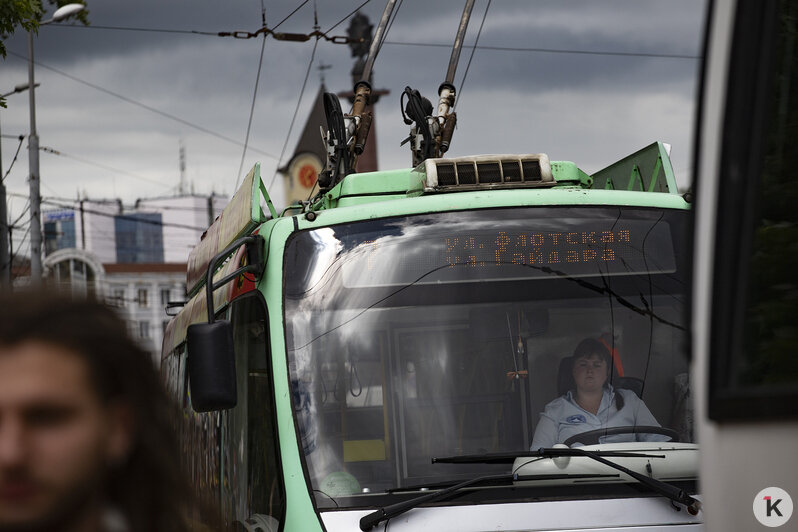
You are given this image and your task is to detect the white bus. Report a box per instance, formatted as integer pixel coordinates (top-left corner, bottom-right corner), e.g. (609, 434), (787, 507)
(692, 0), (798, 529)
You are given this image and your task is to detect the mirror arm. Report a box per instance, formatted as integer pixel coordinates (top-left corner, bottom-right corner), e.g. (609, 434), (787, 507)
(204, 235), (264, 323)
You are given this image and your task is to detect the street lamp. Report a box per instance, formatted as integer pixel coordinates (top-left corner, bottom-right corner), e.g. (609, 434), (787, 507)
(27, 3), (85, 283)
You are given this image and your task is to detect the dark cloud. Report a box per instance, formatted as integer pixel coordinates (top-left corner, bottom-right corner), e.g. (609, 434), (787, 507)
(0, 0), (706, 234)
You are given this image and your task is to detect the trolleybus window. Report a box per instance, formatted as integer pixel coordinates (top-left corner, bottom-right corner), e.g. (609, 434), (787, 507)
(165, 295), (285, 528)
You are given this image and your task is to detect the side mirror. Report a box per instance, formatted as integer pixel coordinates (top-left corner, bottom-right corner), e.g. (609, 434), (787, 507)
(187, 321), (237, 412)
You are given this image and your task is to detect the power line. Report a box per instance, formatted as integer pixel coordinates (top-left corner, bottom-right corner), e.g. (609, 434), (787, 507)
(19, 191), (225, 213)
(10, 225), (30, 264)
(10, 203), (30, 227)
(39, 146), (172, 188)
(235, 0), (333, 189)
(382, 40), (701, 60)
(2, 135), (25, 182)
(6, 191), (210, 232)
(43, 27), (700, 60)
(49, 1), (368, 38)
(53, 5), (362, 45)
(325, 0), (373, 33)
(273, 0), (312, 29)
(236, 7), (271, 189)
(266, 35), (320, 191)
(456, 0), (491, 109)
(378, 0), (403, 53)
(44, 200), (208, 232)
(5, 50), (281, 161)
(48, 24), (219, 36)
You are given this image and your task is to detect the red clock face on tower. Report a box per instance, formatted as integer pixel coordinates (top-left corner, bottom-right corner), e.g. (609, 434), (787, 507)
(298, 164), (317, 188)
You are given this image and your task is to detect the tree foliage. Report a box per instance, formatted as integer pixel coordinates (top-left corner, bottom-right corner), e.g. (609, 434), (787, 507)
(0, 1), (89, 106)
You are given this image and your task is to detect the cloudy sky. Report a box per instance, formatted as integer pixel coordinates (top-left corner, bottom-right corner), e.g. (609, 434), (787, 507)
(2, 0), (707, 251)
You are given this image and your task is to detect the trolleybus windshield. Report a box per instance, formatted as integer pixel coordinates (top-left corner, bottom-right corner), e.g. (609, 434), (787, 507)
(283, 206), (694, 508)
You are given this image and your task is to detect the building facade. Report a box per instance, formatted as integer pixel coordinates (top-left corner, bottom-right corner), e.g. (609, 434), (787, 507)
(39, 194), (226, 363)
(43, 194), (227, 265)
(104, 262), (187, 364)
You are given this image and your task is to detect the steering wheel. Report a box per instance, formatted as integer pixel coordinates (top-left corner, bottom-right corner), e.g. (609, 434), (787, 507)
(563, 425), (680, 446)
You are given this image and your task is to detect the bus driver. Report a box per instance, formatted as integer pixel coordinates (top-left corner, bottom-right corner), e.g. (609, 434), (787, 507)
(531, 338), (667, 449)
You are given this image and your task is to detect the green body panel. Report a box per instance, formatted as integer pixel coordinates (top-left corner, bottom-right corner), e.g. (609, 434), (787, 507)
(591, 142), (678, 193)
(259, 216), (325, 532)
(550, 160), (592, 186)
(317, 151), (672, 213)
(320, 168), (421, 209)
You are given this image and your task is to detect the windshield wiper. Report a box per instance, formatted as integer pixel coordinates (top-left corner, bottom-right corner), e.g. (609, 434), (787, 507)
(361, 450), (666, 530)
(432, 449), (665, 464)
(386, 472), (620, 494)
(360, 473), (512, 530)
(434, 448), (700, 516)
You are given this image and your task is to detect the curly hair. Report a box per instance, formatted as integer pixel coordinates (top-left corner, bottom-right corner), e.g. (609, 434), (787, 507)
(0, 290), (205, 532)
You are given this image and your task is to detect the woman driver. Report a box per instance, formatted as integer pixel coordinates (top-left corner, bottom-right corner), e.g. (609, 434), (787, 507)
(530, 338), (666, 448)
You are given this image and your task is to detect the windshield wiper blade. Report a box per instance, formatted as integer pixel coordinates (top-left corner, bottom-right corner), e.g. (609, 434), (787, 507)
(524, 447), (701, 515)
(432, 449), (665, 464)
(386, 472), (618, 493)
(434, 448), (698, 514)
(362, 447), (692, 530)
(360, 473), (512, 530)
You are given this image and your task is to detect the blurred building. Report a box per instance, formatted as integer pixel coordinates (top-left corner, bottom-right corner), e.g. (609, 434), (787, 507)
(43, 194), (226, 264)
(104, 262), (187, 361)
(37, 194), (227, 363)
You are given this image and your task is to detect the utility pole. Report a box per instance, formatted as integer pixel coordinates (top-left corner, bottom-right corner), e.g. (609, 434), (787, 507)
(27, 29), (42, 283)
(26, 3), (85, 284)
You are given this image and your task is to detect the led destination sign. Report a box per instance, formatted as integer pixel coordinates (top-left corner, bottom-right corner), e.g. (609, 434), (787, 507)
(338, 216), (677, 288)
(444, 229), (634, 270)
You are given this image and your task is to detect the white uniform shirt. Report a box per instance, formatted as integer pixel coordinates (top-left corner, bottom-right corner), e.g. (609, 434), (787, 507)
(530, 385), (666, 449)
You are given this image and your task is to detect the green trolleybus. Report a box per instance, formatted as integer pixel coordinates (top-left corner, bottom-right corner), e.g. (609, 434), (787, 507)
(162, 142), (702, 531)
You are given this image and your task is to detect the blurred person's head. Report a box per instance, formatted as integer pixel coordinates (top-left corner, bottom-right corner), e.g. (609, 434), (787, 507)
(0, 291), (194, 532)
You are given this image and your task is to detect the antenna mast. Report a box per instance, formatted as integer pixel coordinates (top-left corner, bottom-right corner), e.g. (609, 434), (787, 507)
(179, 139), (187, 195)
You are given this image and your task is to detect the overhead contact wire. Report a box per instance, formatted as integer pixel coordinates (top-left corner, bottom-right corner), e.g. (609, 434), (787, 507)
(267, 27), (320, 190)
(455, 0), (491, 109)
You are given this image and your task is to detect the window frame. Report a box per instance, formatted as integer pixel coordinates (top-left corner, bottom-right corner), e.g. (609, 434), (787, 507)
(139, 320), (150, 339)
(137, 288), (149, 308)
(708, 0), (798, 420)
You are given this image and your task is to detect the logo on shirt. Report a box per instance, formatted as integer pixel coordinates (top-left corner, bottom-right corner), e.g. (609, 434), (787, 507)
(753, 487), (793, 527)
(566, 415), (587, 424)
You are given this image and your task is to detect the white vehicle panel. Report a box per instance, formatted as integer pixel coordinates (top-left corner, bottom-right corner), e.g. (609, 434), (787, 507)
(321, 497), (703, 531)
